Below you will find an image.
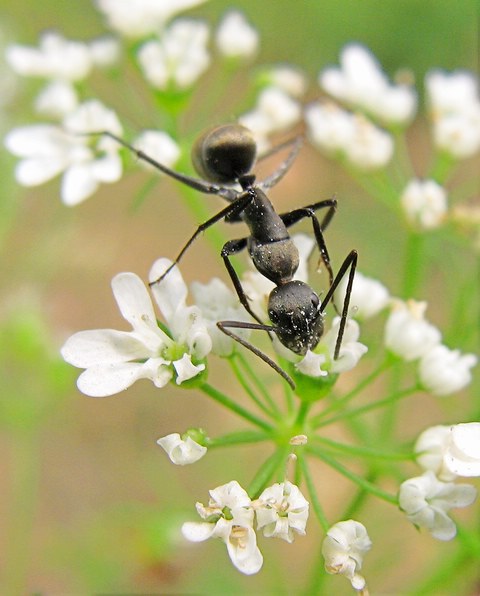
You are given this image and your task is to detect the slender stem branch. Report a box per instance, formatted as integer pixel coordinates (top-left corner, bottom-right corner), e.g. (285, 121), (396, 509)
(299, 456), (329, 532)
(248, 446), (290, 498)
(233, 352), (281, 416)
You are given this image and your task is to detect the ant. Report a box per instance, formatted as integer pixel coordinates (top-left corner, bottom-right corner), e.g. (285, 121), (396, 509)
(95, 124), (357, 389)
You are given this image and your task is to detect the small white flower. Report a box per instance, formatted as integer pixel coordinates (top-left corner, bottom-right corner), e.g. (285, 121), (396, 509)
(96, 0), (207, 39)
(157, 432), (207, 465)
(6, 31), (92, 81)
(305, 102), (394, 170)
(398, 471), (477, 541)
(322, 520), (372, 591)
(5, 99), (123, 205)
(133, 130), (181, 172)
(419, 344), (477, 396)
(33, 80), (79, 118)
(239, 87), (301, 152)
(137, 19), (210, 90)
(215, 11), (259, 59)
(384, 300), (441, 361)
(426, 70), (480, 159)
(334, 270), (390, 320)
(255, 481), (309, 543)
(262, 65), (308, 98)
(182, 480), (263, 575)
(61, 258), (211, 397)
(320, 43), (417, 125)
(191, 278), (251, 357)
(88, 36), (121, 68)
(400, 179), (448, 229)
(444, 423), (480, 477)
(416, 423), (480, 480)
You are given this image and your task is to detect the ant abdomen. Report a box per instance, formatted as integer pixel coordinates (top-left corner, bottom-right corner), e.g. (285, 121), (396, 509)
(191, 124), (257, 184)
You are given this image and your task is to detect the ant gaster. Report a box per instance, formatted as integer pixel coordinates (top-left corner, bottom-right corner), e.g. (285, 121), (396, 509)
(96, 125), (357, 389)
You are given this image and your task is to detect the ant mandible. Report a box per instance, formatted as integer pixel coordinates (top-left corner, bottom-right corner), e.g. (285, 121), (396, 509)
(95, 124), (357, 389)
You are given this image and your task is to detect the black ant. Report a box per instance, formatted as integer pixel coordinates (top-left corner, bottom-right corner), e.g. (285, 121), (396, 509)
(95, 125), (357, 389)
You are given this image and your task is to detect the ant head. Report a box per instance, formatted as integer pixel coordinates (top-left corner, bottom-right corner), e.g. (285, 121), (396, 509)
(191, 124), (257, 184)
(268, 281), (324, 356)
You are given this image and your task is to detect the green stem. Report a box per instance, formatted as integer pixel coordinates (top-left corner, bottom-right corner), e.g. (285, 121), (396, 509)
(233, 352), (281, 416)
(402, 230), (426, 298)
(200, 383), (272, 431)
(228, 356), (278, 419)
(248, 446), (290, 498)
(299, 456), (330, 532)
(313, 435), (414, 462)
(308, 446), (398, 505)
(207, 430), (270, 447)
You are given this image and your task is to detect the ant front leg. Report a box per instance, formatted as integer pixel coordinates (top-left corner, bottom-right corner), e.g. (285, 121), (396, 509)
(260, 135), (304, 190)
(221, 238), (266, 326)
(280, 199), (337, 294)
(149, 191), (254, 286)
(319, 249), (358, 360)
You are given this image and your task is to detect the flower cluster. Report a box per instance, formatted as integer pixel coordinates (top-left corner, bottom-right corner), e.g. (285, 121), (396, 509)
(182, 479), (309, 575)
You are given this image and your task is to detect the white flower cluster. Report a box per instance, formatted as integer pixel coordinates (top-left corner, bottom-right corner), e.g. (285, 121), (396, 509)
(385, 299), (477, 396)
(400, 179), (448, 230)
(399, 422), (480, 540)
(182, 479), (309, 575)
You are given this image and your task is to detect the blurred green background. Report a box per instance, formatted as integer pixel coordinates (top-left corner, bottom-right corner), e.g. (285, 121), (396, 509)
(1, 1), (478, 594)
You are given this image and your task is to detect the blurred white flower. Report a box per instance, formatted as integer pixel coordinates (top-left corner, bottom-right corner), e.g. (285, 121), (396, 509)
(6, 31), (92, 81)
(239, 86), (301, 152)
(334, 270), (390, 319)
(182, 480), (263, 575)
(4, 99), (123, 205)
(322, 520), (372, 591)
(61, 258), (211, 397)
(33, 80), (79, 118)
(419, 344), (477, 396)
(191, 278), (252, 356)
(215, 10), (259, 58)
(157, 432), (207, 465)
(133, 130), (181, 172)
(137, 19), (210, 90)
(263, 65), (308, 98)
(255, 481), (309, 543)
(320, 43), (417, 125)
(96, 0), (206, 39)
(399, 471), (477, 541)
(384, 300), (441, 361)
(415, 423), (480, 480)
(88, 36), (121, 68)
(400, 179), (448, 229)
(426, 70), (480, 159)
(306, 102), (394, 170)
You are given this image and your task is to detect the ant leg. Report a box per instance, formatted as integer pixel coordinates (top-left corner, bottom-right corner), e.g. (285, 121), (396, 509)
(260, 136), (304, 190)
(149, 191), (254, 286)
(85, 131), (238, 201)
(319, 250), (358, 360)
(217, 321), (295, 389)
(221, 239), (266, 326)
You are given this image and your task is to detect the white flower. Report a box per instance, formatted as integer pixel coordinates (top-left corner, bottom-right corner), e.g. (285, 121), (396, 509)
(96, 0), (207, 39)
(157, 432), (207, 465)
(215, 11), (259, 59)
(61, 258), (211, 397)
(398, 471), (477, 541)
(33, 80), (79, 118)
(415, 423), (480, 480)
(6, 31), (92, 81)
(426, 70), (480, 159)
(255, 481), (309, 543)
(190, 278), (251, 357)
(182, 480), (263, 575)
(320, 43), (417, 125)
(322, 520), (372, 591)
(400, 179), (448, 229)
(5, 99), (123, 205)
(88, 36), (121, 68)
(262, 65), (308, 98)
(239, 87), (301, 152)
(133, 130), (181, 172)
(334, 270), (390, 320)
(305, 102), (394, 170)
(419, 344), (477, 396)
(137, 19), (210, 90)
(384, 300), (441, 361)
(443, 423), (480, 477)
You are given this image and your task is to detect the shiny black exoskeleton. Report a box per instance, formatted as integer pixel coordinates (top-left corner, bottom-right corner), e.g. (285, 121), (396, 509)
(97, 125), (357, 388)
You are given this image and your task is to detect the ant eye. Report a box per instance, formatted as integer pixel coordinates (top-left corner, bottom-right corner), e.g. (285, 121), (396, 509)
(311, 294), (320, 308)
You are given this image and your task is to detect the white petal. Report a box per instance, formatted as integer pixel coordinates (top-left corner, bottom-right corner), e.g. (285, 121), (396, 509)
(149, 258), (188, 321)
(61, 163), (99, 205)
(172, 353), (205, 384)
(181, 521), (216, 542)
(157, 433), (207, 465)
(15, 157), (67, 186)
